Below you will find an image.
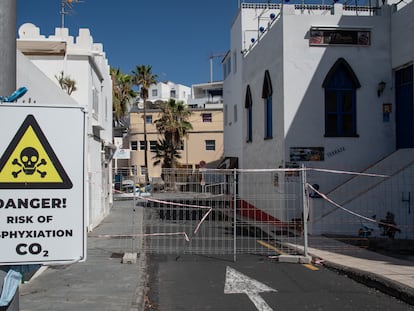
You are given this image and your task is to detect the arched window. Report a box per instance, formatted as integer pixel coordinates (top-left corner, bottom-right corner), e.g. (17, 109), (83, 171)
(245, 85), (253, 142)
(262, 70), (273, 139)
(323, 58), (360, 137)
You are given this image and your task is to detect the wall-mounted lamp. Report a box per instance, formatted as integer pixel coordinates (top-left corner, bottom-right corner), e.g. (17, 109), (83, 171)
(377, 81), (386, 97)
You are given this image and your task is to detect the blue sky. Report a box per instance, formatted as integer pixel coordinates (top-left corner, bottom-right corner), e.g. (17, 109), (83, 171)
(16, 0), (240, 86)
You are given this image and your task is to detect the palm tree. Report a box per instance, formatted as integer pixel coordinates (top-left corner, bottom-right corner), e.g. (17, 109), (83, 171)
(154, 99), (193, 168)
(110, 67), (136, 129)
(131, 65), (158, 184)
(152, 138), (182, 169)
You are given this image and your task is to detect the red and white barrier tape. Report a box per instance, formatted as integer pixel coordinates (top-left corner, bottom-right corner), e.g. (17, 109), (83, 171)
(307, 183), (398, 229)
(95, 196), (213, 242)
(90, 232), (190, 242)
(142, 196), (212, 210)
(307, 168), (389, 178)
(141, 197), (213, 234)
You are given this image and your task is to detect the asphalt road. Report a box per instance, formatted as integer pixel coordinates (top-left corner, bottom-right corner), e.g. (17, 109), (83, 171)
(144, 253), (414, 311)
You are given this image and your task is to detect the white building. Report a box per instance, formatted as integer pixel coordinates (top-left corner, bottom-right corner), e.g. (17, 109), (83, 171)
(223, 1), (414, 238)
(16, 23), (114, 231)
(146, 81), (191, 107)
(188, 81), (224, 109)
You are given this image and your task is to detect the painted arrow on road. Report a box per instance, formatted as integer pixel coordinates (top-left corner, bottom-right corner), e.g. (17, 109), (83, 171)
(224, 266), (277, 311)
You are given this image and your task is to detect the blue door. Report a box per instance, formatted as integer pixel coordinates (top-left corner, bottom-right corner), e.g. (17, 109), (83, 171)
(396, 65), (414, 149)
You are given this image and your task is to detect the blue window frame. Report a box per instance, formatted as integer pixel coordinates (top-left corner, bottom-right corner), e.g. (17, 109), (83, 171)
(265, 96), (273, 138)
(205, 140), (216, 151)
(323, 58), (360, 137)
(245, 85), (253, 142)
(262, 70), (273, 139)
(145, 115), (153, 124)
(248, 106), (253, 142)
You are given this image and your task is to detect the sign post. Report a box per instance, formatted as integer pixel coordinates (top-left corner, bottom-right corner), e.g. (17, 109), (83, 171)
(0, 104), (86, 265)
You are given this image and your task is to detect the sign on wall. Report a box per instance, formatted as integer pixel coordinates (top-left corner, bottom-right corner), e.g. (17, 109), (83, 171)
(0, 104), (85, 265)
(290, 147), (324, 162)
(310, 27), (370, 46)
(113, 148), (130, 160)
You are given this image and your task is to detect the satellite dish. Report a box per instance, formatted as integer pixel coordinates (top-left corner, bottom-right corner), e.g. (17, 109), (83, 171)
(137, 102), (144, 109)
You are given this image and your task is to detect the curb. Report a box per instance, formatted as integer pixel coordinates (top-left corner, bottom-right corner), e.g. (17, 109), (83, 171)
(323, 260), (414, 306)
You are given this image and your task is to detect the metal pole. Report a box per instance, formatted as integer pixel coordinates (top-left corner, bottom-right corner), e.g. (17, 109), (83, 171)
(233, 169), (237, 262)
(0, 3), (19, 310)
(301, 164), (309, 257)
(132, 166), (137, 254)
(0, 0), (16, 97)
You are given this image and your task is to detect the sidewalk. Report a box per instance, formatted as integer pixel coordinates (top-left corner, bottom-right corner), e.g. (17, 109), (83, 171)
(16, 198), (414, 310)
(19, 199), (146, 311)
(303, 236), (414, 305)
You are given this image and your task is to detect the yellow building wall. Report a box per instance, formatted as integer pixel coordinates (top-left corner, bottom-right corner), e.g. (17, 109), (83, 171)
(129, 108), (223, 182)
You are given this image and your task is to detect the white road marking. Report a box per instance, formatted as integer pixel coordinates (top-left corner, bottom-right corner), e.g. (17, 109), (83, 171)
(224, 266), (277, 311)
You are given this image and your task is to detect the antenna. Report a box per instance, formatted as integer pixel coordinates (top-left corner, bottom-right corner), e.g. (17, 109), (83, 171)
(60, 0), (82, 28)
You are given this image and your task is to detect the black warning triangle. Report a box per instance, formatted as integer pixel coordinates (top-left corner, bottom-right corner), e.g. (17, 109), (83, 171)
(0, 114), (73, 189)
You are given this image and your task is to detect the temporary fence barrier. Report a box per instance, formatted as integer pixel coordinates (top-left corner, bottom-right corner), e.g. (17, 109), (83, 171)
(112, 163), (414, 261)
(114, 167), (308, 261)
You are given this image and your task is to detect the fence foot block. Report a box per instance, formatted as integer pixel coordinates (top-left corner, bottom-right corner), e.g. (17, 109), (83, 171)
(122, 253), (137, 264)
(278, 255), (311, 264)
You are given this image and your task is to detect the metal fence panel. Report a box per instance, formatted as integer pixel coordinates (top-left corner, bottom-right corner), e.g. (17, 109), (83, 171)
(112, 164), (414, 259)
(120, 168), (308, 258)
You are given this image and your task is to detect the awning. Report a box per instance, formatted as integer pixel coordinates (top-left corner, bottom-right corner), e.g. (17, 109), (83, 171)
(17, 40), (67, 56)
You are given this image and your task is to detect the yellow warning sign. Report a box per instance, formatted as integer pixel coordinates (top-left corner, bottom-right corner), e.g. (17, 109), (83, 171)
(0, 115), (72, 189)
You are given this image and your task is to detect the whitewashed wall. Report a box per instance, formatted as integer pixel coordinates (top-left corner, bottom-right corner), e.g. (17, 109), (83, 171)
(223, 8), (246, 164)
(148, 81), (191, 105)
(224, 2), (414, 235)
(17, 24), (113, 230)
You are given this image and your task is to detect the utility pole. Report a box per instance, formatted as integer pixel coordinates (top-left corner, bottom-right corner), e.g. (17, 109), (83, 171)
(0, 2), (19, 309)
(0, 0), (16, 98)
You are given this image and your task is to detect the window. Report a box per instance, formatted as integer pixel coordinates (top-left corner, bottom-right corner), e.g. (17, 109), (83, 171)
(145, 115), (153, 124)
(140, 166), (146, 176)
(105, 97), (108, 121)
(262, 70), (273, 139)
(92, 87), (99, 117)
(233, 50), (237, 74)
(205, 140), (216, 151)
(223, 56), (231, 79)
(264, 96), (272, 138)
(150, 140), (157, 151)
(245, 86), (253, 142)
(234, 105), (238, 123)
(139, 141), (146, 151)
(170, 89), (176, 98)
(323, 58), (360, 137)
(131, 141), (138, 150)
(202, 113), (212, 122)
(224, 105), (228, 125)
(152, 89), (158, 97)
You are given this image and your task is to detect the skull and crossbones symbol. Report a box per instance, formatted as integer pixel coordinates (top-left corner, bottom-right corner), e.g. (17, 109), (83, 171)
(12, 147), (47, 178)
